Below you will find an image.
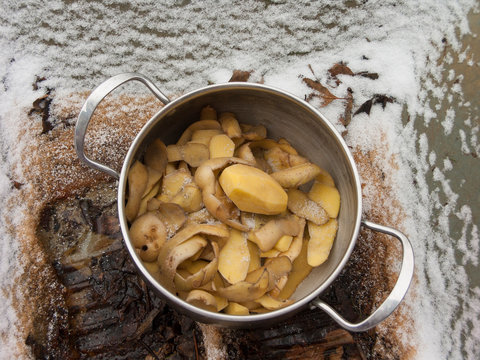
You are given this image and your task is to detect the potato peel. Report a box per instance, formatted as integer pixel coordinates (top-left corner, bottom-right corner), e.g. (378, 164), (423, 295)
(125, 160), (149, 222)
(248, 217), (301, 252)
(270, 162), (321, 188)
(186, 289), (218, 312)
(287, 188), (329, 225)
(217, 269), (269, 302)
(218, 229), (250, 284)
(127, 105), (340, 315)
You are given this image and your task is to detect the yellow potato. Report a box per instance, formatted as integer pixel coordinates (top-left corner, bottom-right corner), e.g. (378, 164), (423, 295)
(219, 164), (287, 215)
(232, 137), (246, 149)
(129, 212), (166, 250)
(144, 139), (168, 173)
(277, 138), (299, 155)
(307, 219), (338, 267)
(219, 112), (242, 138)
(315, 168), (335, 187)
(176, 242), (220, 291)
(308, 181), (341, 218)
(247, 241), (261, 272)
(157, 231), (215, 292)
(279, 217), (305, 263)
(209, 134), (235, 159)
(235, 143), (256, 164)
(165, 162), (176, 174)
(242, 124), (267, 140)
(186, 208), (216, 225)
(211, 271), (227, 291)
(270, 163), (321, 188)
(142, 167), (163, 198)
(214, 295), (229, 312)
(263, 146), (307, 172)
(263, 147), (289, 172)
(260, 249), (281, 258)
(125, 160), (148, 222)
(238, 301), (261, 311)
(224, 302), (250, 315)
(143, 261), (160, 277)
(218, 228), (250, 284)
(157, 169), (192, 202)
(179, 259), (209, 274)
(138, 181), (161, 217)
(186, 289), (217, 312)
(275, 235), (293, 252)
(217, 269), (269, 302)
(155, 202), (186, 237)
(287, 188), (329, 225)
(200, 105), (217, 120)
(177, 119), (221, 145)
(171, 183), (203, 213)
(269, 275), (288, 298)
(277, 239), (312, 300)
(263, 256), (292, 291)
(255, 295), (293, 310)
(166, 143), (210, 167)
(248, 217), (301, 252)
(174, 269), (193, 292)
(191, 129), (223, 146)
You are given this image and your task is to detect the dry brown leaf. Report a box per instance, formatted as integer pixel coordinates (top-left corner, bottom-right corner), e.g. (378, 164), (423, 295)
(356, 71), (379, 80)
(328, 62), (355, 77)
(29, 93), (53, 134)
(339, 87), (354, 127)
(327, 61), (379, 85)
(354, 94), (395, 116)
(303, 77), (341, 107)
(328, 62), (354, 85)
(229, 70), (252, 82)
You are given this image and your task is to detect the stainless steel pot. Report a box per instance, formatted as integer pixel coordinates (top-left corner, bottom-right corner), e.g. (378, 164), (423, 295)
(75, 73), (414, 331)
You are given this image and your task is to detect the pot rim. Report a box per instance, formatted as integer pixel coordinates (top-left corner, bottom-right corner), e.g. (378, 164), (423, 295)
(117, 82), (362, 324)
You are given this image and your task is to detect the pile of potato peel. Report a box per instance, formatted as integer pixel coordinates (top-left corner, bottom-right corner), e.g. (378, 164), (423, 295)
(126, 105), (341, 315)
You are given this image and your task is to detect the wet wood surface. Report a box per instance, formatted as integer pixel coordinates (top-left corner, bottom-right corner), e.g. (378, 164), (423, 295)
(28, 182), (376, 359)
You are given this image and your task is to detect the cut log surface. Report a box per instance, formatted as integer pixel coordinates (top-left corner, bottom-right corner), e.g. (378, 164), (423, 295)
(32, 184), (202, 359)
(29, 182), (373, 359)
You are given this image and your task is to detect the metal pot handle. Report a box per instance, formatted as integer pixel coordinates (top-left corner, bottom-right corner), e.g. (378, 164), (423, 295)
(311, 220), (414, 332)
(75, 73), (170, 179)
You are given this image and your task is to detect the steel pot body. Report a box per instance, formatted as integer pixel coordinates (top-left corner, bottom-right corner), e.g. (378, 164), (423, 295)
(75, 73), (414, 331)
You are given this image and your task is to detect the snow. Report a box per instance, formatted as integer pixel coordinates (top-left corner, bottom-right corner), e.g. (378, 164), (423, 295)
(0, 0), (479, 359)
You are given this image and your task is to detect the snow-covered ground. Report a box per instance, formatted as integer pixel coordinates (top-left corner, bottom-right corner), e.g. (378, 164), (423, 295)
(0, 1), (478, 358)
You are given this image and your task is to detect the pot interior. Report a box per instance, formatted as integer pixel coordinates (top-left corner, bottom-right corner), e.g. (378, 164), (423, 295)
(121, 83), (361, 321)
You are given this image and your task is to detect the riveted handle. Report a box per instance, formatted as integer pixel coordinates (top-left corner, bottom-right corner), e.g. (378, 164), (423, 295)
(311, 220), (414, 332)
(75, 73), (170, 179)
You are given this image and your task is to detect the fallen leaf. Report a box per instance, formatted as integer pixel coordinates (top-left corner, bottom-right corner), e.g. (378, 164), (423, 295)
(303, 77), (341, 107)
(354, 94), (396, 116)
(373, 94), (395, 108)
(229, 70), (252, 82)
(339, 87), (354, 127)
(30, 94), (49, 112)
(328, 62), (379, 84)
(354, 98), (373, 116)
(328, 63), (354, 85)
(356, 71), (379, 80)
(12, 180), (23, 190)
(29, 93), (54, 134)
(329, 63), (355, 77)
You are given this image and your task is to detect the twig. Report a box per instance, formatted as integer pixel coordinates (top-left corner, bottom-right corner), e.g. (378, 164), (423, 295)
(193, 329), (200, 360)
(139, 339), (160, 360)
